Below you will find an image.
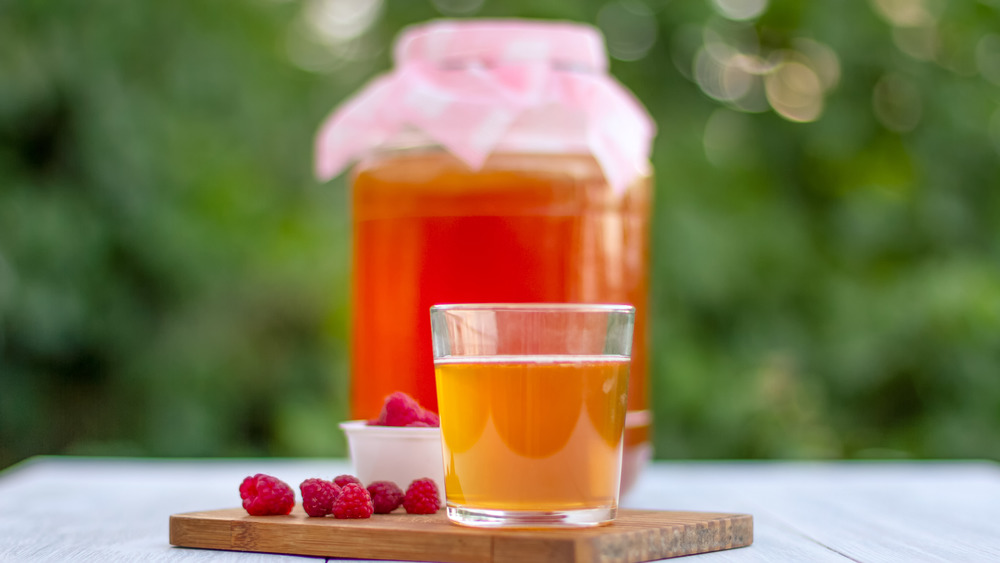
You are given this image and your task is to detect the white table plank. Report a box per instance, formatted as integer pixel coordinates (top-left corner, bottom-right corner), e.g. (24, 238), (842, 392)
(1, 458), (998, 562)
(623, 463), (849, 562)
(0, 458), (360, 562)
(623, 462), (1000, 562)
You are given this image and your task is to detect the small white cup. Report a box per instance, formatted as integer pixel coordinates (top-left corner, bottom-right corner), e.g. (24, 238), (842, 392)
(339, 420), (445, 498)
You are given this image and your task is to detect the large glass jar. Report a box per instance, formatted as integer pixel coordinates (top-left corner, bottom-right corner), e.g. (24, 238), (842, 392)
(315, 20), (656, 492)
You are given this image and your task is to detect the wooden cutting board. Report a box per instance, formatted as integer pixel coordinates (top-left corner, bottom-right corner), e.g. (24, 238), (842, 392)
(169, 507), (752, 562)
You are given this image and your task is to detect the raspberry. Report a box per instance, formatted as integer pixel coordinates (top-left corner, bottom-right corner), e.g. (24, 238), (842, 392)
(407, 410), (439, 427)
(299, 478), (341, 517)
(332, 483), (374, 519)
(368, 391), (439, 427)
(239, 474), (294, 516)
(367, 480), (405, 514)
(333, 474), (362, 488)
(402, 478), (441, 515)
(422, 411), (440, 425)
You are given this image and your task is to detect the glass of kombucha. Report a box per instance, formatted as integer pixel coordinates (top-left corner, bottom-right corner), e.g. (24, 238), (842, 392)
(430, 303), (634, 528)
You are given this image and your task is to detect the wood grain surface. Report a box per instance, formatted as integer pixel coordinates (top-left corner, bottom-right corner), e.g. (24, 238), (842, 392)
(169, 507), (753, 563)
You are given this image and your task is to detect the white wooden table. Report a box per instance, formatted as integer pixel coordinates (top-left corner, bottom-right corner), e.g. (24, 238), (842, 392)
(1, 457), (998, 562)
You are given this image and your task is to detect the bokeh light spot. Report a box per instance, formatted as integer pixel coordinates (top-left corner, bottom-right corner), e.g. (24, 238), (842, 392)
(722, 54), (756, 101)
(287, 21), (365, 72)
(765, 61), (823, 122)
(793, 38), (841, 92)
(703, 26), (734, 61)
(892, 25), (938, 61)
(711, 0), (769, 22)
(872, 73), (923, 132)
(695, 26), (772, 107)
(287, 0), (383, 73)
(306, 0), (383, 44)
(729, 76), (770, 113)
(871, 0), (942, 28)
(597, 0), (658, 61)
(695, 43), (744, 102)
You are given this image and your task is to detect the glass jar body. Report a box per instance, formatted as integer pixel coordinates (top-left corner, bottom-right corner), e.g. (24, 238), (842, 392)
(349, 128), (652, 491)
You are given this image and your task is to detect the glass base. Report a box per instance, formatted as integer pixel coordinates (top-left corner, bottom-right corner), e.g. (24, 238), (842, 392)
(446, 505), (616, 528)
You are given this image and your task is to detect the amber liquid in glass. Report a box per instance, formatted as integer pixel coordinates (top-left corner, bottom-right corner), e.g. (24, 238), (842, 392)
(350, 151), (651, 475)
(434, 355), (629, 510)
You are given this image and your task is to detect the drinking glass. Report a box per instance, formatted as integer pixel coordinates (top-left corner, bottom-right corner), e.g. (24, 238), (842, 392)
(430, 303), (634, 528)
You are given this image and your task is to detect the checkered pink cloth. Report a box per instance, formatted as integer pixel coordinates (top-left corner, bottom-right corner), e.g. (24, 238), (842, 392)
(314, 20), (655, 193)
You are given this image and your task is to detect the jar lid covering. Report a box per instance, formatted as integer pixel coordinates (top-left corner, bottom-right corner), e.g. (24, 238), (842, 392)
(394, 20), (607, 72)
(314, 19), (656, 193)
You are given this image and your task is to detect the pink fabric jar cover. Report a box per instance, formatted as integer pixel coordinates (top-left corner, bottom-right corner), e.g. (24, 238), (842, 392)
(314, 19), (656, 194)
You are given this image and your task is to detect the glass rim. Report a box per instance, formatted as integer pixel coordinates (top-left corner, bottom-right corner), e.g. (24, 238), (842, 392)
(430, 303), (635, 313)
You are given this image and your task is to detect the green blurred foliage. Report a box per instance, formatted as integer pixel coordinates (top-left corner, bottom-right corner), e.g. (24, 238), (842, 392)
(1, 0), (999, 469)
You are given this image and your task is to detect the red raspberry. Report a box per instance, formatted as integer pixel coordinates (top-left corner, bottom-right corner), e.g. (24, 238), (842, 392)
(420, 410), (440, 426)
(332, 483), (374, 519)
(299, 478), (341, 517)
(367, 480), (404, 514)
(239, 474), (294, 516)
(407, 410), (439, 427)
(402, 478), (441, 515)
(369, 392), (439, 427)
(333, 474), (362, 488)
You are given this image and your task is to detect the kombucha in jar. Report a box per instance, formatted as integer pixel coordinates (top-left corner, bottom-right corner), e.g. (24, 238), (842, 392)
(314, 20), (656, 492)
